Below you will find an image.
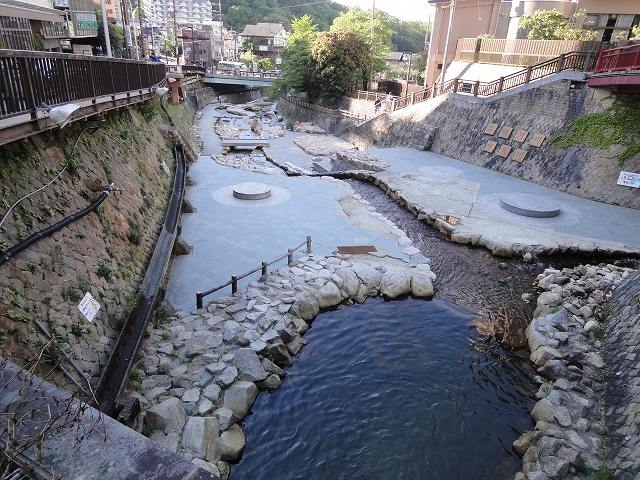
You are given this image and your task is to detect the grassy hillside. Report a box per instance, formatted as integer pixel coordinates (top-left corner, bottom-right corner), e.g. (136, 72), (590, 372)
(222, 0), (430, 52)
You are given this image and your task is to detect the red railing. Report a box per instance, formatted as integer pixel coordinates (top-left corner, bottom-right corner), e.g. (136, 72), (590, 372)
(594, 44), (640, 73)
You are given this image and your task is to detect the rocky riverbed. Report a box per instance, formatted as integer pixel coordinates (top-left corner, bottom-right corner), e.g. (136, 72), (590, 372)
(131, 253), (435, 478)
(514, 263), (636, 480)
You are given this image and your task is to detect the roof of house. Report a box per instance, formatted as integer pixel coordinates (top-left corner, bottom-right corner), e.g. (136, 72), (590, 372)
(240, 23), (285, 37)
(387, 52), (424, 62)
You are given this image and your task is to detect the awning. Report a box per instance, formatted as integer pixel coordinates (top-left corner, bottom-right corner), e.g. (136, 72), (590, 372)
(0, 0), (65, 22)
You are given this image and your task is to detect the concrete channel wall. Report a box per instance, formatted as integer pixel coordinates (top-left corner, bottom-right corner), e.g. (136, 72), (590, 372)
(339, 79), (640, 209)
(605, 270), (640, 478)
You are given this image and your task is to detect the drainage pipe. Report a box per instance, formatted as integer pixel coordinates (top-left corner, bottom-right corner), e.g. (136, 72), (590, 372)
(0, 191), (110, 267)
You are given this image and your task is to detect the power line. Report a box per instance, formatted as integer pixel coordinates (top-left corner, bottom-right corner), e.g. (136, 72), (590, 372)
(280, 0), (337, 9)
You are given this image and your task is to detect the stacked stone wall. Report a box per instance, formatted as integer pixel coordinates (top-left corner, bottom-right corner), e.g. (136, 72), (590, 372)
(342, 81), (640, 209)
(0, 100), (192, 387)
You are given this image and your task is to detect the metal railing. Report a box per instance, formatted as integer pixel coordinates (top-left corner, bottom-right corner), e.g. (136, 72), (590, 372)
(207, 69), (282, 79)
(348, 50), (596, 115)
(346, 90), (387, 102)
(594, 43), (640, 73)
(0, 50), (166, 121)
(195, 236), (312, 309)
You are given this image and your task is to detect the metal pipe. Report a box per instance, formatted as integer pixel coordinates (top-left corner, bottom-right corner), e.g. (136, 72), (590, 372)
(100, 0), (112, 57)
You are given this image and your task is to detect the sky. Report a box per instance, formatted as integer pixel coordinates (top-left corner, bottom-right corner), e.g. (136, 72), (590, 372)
(333, 0), (434, 22)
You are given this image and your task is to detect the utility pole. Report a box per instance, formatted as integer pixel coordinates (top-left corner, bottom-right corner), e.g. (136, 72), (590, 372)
(120, 0), (135, 58)
(405, 52), (412, 95)
(441, 0), (456, 86)
(99, 0), (112, 56)
(137, 0), (146, 57)
(172, 0), (178, 65)
(369, 0), (375, 90)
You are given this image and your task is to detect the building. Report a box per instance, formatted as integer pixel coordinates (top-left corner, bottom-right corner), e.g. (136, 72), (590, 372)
(239, 22), (286, 64)
(0, 0), (97, 53)
(149, 0), (212, 29)
(424, 0), (640, 86)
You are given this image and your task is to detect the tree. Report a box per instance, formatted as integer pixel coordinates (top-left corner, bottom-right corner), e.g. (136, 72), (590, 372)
(519, 9), (596, 40)
(631, 25), (640, 40)
(310, 27), (370, 98)
(240, 50), (257, 67)
(282, 15), (318, 92)
(390, 19), (430, 52)
(330, 8), (392, 76)
(258, 57), (275, 70)
(95, 7), (125, 56)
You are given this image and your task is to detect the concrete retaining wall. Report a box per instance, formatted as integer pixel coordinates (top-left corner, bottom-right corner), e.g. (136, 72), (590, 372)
(605, 270), (640, 478)
(341, 80), (640, 209)
(277, 96), (359, 133)
(0, 102), (190, 386)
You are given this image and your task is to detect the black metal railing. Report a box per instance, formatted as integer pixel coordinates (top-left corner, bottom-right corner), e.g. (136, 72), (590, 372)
(196, 236), (312, 309)
(0, 50), (166, 121)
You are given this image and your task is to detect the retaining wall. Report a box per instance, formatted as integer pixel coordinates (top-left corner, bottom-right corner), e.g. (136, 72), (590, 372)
(341, 80), (640, 209)
(0, 100), (193, 387)
(605, 270), (640, 478)
(277, 96), (359, 133)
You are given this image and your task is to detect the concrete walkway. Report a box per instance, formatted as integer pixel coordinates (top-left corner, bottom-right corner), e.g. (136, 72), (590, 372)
(166, 105), (424, 311)
(365, 147), (640, 256)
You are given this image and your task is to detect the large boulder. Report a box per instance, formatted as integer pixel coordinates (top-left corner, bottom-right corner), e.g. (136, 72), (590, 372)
(380, 268), (411, 299)
(334, 268), (361, 297)
(145, 397), (186, 434)
(315, 282), (342, 308)
(289, 291), (320, 320)
(223, 381), (258, 421)
(219, 424), (246, 461)
(264, 341), (292, 367)
(411, 270), (434, 298)
(233, 348), (267, 382)
(181, 416), (220, 461)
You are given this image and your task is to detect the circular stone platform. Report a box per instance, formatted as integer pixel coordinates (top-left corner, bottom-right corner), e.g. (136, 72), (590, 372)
(499, 193), (561, 218)
(232, 182), (272, 200)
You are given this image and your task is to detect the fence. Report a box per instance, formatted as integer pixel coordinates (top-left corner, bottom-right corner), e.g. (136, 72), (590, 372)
(0, 50), (166, 121)
(594, 43), (640, 73)
(456, 38), (602, 66)
(195, 236), (312, 309)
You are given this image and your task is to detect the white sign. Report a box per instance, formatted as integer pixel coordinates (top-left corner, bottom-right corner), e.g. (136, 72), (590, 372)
(617, 171), (640, 189)
(77, 292), (100, 323)
(53, 0), (69, 7)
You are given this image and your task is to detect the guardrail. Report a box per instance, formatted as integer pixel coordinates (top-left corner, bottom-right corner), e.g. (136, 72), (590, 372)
(349, 50), (595, 114)
(346, 90), (387, 102)
(594, 43), (640, 73)
(195, 236), (312, 309)
(0, 50), (166, 121)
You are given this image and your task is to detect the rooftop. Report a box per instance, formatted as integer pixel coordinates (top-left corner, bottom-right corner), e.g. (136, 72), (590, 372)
(240, 22), (285, 37)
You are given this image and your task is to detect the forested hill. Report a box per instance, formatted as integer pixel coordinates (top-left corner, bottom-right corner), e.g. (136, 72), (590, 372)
(221, 0), (430, 53)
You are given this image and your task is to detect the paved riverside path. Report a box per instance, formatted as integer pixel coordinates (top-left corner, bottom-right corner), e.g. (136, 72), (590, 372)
(165, 106), (424, 311)
(366, 147), (640, 255)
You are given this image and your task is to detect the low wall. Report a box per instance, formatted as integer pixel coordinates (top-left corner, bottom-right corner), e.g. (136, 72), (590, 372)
(343, 79), (640, 209)
(605, 270), (640, 478)
(277, 96), (359, 133)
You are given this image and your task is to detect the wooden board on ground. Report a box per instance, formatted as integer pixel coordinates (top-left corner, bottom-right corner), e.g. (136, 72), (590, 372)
(484, 123), (498, 135)
(513, 129), (529, 143)
(496, 144), (512, 158)
(220, 138), (270, 150)
(530, 133), (546, 147)
(337, 246), (378, 254)
(498, 126), (513, 139)
(512, 148), (527, 162)
(483, 140), (498, 153)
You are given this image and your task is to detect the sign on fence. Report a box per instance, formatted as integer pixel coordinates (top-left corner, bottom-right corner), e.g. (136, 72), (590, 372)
(617, 171), (640, 189)
(77, 292), (100, 323)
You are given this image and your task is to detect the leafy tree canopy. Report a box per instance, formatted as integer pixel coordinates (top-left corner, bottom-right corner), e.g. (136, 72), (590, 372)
(282, 15), (318, 92)
(95, 7), (125, 56)
(519, 9), (596, 40)
(311, 26), (370, 98)
(330, 8), (392, 75)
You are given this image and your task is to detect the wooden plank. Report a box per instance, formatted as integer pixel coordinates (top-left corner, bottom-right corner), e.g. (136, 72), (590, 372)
(337, 246), (378, 254)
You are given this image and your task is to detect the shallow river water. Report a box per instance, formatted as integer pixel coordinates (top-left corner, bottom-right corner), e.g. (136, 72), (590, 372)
(232, 298), (536, 480)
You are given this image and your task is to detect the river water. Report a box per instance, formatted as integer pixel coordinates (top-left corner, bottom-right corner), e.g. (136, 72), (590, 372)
(232, 298), (536, 480)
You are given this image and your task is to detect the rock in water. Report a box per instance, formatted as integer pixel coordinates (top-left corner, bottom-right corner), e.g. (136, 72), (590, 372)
(181, 416), (220, 461)
(315, 282), (342, 308)
(233, 348), (267, 382)
(380, 269), (411, 299)
(219, 424), (246, 461)
(223, 381), (258, 421)
(411, 271), (434, 298)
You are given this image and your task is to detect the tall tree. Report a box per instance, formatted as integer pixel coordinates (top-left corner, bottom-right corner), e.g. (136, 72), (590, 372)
(282, 15), (318, 92)
(330, 8), (393, 76)
(519, 9), (596, 40)
(310, 27), (370, 98)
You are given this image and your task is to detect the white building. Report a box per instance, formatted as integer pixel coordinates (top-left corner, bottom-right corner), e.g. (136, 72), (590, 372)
(147, 0), (212, 29)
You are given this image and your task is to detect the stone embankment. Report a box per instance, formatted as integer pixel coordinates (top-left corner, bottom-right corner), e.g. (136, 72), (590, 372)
(133, 254), (435, 478)
(514, 263), (636, 480)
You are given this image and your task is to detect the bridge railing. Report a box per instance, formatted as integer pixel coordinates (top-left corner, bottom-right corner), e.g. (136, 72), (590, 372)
(594, 43), (640, 73)
(208, 69), (281, 79)
(0, 50), (166, 121)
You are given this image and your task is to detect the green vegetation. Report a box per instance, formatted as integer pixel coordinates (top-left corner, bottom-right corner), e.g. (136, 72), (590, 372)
(599, 366), (611, 379)
(281, 15), (318, 93)
(311, 27), (370, 99)
(519, 9), (596, 40)
(61, 285), (82, 303)
(592, 323), (607, 340)
(130, 369), (144, 383)
(551, 98), (640, 164)
(96, 260), (112, 281)
(160, 330), (171, 341)
(632, 25), (640, 40)
(595, 465), (614, 480)
(94, 6), (125, 56)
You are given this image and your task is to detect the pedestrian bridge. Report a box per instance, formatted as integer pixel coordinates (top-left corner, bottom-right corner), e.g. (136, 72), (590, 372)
(203, 70), (280, 87)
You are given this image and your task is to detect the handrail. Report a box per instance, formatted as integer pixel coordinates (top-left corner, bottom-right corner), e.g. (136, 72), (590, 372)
(345, 50), (595, 113)
(0, 49), (166, 121)
(195, 236), (312, 309)
(594, 43), (640, 73)
(207, 69), (282, 79)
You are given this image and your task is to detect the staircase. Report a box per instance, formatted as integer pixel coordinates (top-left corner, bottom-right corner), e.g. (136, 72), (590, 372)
(351, 50), (597, 113)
